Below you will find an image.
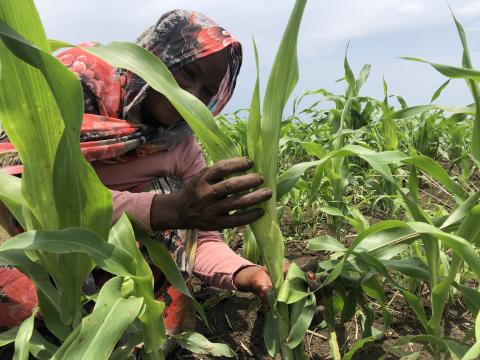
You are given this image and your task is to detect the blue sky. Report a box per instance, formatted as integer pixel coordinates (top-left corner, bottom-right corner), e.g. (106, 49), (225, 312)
(36, 0), (480, 115)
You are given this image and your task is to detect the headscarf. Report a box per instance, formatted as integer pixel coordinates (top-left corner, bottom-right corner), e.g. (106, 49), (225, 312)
(0, 9), (242, 174)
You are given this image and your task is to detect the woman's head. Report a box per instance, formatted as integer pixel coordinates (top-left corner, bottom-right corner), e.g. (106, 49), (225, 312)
(142, 46), (230, 127)
(123, 10), (242, 127)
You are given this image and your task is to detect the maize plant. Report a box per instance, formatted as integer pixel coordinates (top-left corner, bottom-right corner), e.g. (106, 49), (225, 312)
(277, 11), (480, 359)
(79, 0), (317, 357)
(1, 0), (316, 358)
(0, 0), (237, 358)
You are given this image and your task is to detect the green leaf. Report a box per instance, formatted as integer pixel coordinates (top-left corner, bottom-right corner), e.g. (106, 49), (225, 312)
(356, 227), (416, 253)
(457, 204), (480, 247)
(29, 330), (58, 360)
(109, 214), (151, 277)
(402, 57), (480, 82)
(285, 293), (315, 349)
(48, 39), (71, 52)
(0, 327), (18, 347)
(444, 340), (469, 360)
(132, 276), (166, 353)
(308, 234), (347, 253)
(0, 228), (136, 276)
(52, 277), (143, 360)
(454, 283), (480, 316)
(441, 192), (480, 230)
(355, 64), (371, 93)
(0, 171), (28, 229)
(243, 225), (261, 264)
(430, 278), (451, 335)
(388, 334), (447, 352)
(173, 332), (235, 357)
(109, 331), (143, 360)
(382, 258), (429, 280)
(247, 37), (261, 164)
(136, 229), (191, 300)
(408, 164), (420, 203)
(83, 42), (239, 163)
(463, 311), (480, 360)
(13, 308), (36, 360)
(0, 1), (112, 237)
(134, 224), (210, 335)
(340, 287), (358, 323)
(343, 333), (383, 360)
(450, 9), (480, 168)
(277, 262), (309, 304)
(385, 104), (474, 120)
(0, 0), (56, 230)
(109, 215), (165, 352)
(362, 277), (391, 330)
(250, 0), (307, 296)
(403, 55), (480, 165)
(319, 206), (344, 217)
(431, 79), (451, 103)
(0, 0), (112, 325)
(402, 155), (466, 202)
(461, 342), (480, 360)
(0, 250), (71, 340)
(329, 220), (480, 288)
(264, 309), (281, 357)
(344, 45), (357, 96)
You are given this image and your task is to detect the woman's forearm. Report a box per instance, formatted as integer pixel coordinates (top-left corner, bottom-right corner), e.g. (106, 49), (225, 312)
(111, 190), (156, 232)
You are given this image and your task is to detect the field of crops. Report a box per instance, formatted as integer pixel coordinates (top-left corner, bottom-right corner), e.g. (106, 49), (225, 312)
(189, 58), (480, 358)
(1, 0), (480, 359)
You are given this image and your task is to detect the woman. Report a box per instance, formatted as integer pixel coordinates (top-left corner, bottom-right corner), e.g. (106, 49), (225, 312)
(0, 9), (273, 341)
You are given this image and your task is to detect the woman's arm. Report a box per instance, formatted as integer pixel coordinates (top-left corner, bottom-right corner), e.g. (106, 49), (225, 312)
(193, 230), (272, 301)
(111, 190), (156, 232)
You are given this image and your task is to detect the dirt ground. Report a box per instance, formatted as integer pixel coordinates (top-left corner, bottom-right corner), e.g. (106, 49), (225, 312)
(170, 235), (474, 360)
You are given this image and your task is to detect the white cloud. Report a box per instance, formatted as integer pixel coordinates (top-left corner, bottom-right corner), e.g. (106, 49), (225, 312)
(302, 0), (478, 43)
(457, 2), (480, 17)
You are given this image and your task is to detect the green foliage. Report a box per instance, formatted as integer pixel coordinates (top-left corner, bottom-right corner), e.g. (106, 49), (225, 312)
(215, 8), (480, 359)
(2, 0), (480, 359)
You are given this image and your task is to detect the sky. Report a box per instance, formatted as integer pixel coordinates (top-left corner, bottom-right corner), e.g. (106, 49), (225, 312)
(35, 0), (480, 115)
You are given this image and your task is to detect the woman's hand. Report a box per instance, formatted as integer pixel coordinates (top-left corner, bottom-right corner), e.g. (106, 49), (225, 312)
(233, 263), (289, 303)
(150, 157), (272, 231)
(233, 266), (272, 303)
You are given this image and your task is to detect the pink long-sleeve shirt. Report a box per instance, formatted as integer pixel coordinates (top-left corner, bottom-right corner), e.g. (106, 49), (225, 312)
(92, 135), (255, 290)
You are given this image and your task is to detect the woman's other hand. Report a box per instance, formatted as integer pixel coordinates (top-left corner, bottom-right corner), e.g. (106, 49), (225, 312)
(233, 266), (272, 303)
(151, 157), (272, 231)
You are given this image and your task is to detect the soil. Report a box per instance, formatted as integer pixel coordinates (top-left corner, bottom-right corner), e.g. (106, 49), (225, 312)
(170, 233), (475, 360)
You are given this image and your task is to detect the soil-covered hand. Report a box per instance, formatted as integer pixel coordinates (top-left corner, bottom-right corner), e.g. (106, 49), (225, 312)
(233, 266), (272, 303)
(150, 157), (272, 231)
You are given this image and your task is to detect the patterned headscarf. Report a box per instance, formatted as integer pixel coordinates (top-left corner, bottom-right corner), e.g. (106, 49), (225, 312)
(0, 9), (242, 174)
(124, 9), (242, 120)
